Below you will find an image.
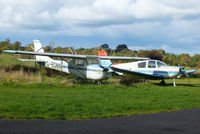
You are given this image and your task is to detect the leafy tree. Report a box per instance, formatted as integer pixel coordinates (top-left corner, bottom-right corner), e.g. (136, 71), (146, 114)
(137, 50), (149, 57)
(197, 61), (200, 68)
(54, 47), (63, 53)
(100, 44), (109, 49)
(11, 41), (21, 50)
(44, 46), (53, 52)
(147, 49), (163, 60)
(162, 53), (177, 65)
(24, 43), (34, 51)
(137, 49), (163, 60)
(115, 44), (128, 52)
(191, 54), (200, 67)
(177, 54), (191, 66)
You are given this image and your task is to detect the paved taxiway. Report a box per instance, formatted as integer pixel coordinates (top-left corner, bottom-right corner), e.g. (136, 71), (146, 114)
(0, 108), (200, 134)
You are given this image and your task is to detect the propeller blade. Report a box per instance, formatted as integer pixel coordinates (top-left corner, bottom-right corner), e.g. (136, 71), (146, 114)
(184, 72), (189, 77)
(179, 67), (190, 78)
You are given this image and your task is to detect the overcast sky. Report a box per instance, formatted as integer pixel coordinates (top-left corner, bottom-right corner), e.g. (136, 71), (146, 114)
(0, 0), (200, 55)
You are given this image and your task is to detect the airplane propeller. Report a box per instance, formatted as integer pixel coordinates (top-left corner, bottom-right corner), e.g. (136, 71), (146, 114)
(177, 64), (191, 85)
(99, 65), (114, 73)
(179, 67), (189, 78)
(99, 65), (109, 71)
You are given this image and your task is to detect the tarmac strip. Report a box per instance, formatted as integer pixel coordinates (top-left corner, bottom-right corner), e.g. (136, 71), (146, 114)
(0, 108), (200, 134)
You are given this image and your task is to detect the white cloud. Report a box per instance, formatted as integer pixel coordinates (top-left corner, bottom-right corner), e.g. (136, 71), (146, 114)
(0, 0), (200, 54)
(1, 0), (200, 30)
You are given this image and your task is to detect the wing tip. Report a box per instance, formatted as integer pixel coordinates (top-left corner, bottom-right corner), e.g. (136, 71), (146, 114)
(186, 70), (196, 74)
(4, 50), (17, 53)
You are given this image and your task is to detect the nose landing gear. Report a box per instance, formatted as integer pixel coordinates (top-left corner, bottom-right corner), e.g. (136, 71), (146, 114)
(173, 79), (176, 87)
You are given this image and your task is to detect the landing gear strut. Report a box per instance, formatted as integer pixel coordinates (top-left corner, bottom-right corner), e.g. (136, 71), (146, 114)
(160, 79), (166, 85)
(173, 79), (176, 87)
(94, 80), (102, 85)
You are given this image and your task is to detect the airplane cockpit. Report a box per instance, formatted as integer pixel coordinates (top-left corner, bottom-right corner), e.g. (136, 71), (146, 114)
(138, 60), (167, 69)
(68, 58), (101, 68)
(68, 58), (87, 67)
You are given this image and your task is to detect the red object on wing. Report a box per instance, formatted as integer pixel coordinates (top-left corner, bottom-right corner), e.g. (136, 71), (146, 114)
(98, 51), (107, 56)
(112, 63), (122, 65)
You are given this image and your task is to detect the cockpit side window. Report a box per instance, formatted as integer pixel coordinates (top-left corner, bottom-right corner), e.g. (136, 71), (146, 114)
(75, 59), (86, 66)
(157, 61), (167, 68)
(87, 58), (99, 65)
(148, 61), (156, 68)
(138, 62), (146, 68)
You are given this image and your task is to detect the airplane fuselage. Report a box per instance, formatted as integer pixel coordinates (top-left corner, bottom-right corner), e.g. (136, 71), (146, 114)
(42, 60), (112, 80)
(112, 60), (181, 79)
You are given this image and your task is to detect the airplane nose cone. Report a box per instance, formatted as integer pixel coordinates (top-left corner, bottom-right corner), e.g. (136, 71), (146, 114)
(179, 67), (186, 73)
(179, 67), (189, 77)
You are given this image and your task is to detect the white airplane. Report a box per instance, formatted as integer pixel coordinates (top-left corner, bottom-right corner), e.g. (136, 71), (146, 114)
(4, 40), (149, 81)
(111, 60), (196, 86)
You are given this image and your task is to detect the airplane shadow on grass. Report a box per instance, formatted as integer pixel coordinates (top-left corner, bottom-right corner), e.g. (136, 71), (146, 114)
(152, 82), (200, 87)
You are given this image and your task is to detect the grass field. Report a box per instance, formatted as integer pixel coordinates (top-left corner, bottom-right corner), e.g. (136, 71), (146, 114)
(0, 53), (200, 120)
(0, 54), (200, 119)
(0, 79), (200, 120)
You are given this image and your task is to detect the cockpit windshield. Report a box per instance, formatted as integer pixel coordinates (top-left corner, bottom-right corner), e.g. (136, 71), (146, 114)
(157, 61), (167, 68)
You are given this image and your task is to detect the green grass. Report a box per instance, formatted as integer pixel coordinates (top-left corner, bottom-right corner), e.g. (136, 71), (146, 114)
(0, 53), (34, 68)
(0, 79), (200, 120)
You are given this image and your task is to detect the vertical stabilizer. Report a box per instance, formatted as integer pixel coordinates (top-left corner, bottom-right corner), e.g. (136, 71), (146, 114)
(33, 40), (44, 53)
(98, 51), (107, 56)
(98, 51), (111, 67)
(33, 40), (52, 61)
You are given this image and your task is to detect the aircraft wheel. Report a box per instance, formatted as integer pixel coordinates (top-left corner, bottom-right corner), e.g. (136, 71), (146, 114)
(160, 80), (166, 85)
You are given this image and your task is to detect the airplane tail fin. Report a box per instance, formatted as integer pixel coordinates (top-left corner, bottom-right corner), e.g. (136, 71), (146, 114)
(33, 40), (52, 61)
(98, 51), (107, 56)
(98, 51), (111, 67)
(33, 40), (44, 53)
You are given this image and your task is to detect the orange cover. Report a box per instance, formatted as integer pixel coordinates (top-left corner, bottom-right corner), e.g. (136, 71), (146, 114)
(98, 51), (107, 56)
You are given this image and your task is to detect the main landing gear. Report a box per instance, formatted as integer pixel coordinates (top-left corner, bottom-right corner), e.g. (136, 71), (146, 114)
(160, 79), (177, 86)
(160, 79), (166, 85)
(94, 80), (102, 85)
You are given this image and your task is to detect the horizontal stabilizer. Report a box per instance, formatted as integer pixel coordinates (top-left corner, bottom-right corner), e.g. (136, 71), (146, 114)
(4, 50), (17, 53)
(19, 59), (45, 62)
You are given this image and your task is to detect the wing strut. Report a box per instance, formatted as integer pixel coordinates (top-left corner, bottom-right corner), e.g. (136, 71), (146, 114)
(61, 58), (86, 78)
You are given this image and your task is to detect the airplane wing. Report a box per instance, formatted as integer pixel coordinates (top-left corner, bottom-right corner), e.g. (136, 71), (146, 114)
(111, 67), (165, 80)
(4, 50), (150, 60)
(186, 70), (196, 74)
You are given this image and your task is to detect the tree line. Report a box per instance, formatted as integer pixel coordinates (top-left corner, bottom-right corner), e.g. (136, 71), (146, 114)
(0, 39), (200, 68)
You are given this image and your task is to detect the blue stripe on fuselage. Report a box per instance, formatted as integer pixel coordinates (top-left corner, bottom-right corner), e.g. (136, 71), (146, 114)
(135, 70), (179, 74)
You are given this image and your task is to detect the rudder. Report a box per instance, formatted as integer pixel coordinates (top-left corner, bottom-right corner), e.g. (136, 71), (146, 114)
(33, 40), (44, 52)
(33, 40), (52, 61)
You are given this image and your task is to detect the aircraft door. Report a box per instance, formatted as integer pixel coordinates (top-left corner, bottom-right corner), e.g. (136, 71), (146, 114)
(87, 58), (104, 80)
(68, 58), (87, 78)
(146, 60), (157, 75)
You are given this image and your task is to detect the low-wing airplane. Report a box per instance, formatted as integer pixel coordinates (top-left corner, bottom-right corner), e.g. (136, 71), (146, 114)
(4, 40), (149, 81)
(111, 60), (196, 86)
